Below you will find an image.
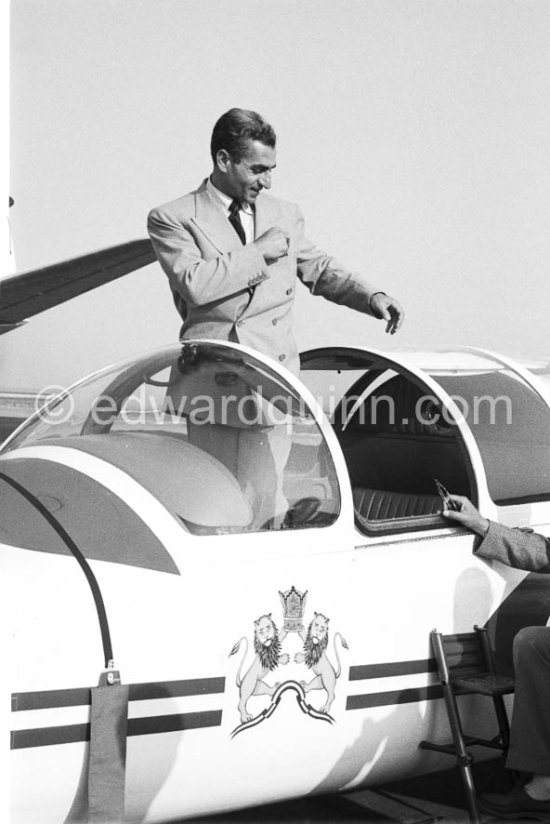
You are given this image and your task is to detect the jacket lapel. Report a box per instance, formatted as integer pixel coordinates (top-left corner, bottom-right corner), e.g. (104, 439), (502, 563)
(253, 194), (281, 240)
(193, 179), (283, 252)
(192, 180), (243, 254)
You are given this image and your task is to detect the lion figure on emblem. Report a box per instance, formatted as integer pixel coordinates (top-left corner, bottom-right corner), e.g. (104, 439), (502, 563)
(229, 614), (289, 723)
(295, 612), (348, 715)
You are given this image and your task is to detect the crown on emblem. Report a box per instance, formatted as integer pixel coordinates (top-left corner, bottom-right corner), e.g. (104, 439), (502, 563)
(279, 586), (308, 632)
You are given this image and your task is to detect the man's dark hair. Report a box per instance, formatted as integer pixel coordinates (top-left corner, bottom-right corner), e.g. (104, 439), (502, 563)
(210, 108), (276, 163)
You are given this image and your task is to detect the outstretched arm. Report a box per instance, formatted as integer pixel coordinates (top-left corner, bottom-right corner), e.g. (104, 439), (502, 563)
(292, 205), (404, 333)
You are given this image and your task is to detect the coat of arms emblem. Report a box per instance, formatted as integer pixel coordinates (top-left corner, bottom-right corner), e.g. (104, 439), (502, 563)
(229, 585), (348, 737)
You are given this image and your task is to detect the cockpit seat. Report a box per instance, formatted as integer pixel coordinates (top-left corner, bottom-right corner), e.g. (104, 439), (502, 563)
(353, 487), (443, 522)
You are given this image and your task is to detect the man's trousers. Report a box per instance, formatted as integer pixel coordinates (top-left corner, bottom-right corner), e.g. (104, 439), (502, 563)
(507, 625), (550, 775)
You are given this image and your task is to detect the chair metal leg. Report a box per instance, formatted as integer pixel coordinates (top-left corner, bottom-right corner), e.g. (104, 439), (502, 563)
(458, 758), (482, 824)
(440, 682), (481, 823)
(493, 694), (511, 749)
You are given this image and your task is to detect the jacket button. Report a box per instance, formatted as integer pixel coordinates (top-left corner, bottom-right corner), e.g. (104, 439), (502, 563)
(286, 288), (293, 295)
(279, 354), (286, 361)
(272, 319), (278, 326)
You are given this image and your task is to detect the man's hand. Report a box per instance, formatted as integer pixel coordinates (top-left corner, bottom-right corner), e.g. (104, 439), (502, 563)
(254, 227), (289, 263)
(369, 293), (405, 334)
(442, 495), (490, 537)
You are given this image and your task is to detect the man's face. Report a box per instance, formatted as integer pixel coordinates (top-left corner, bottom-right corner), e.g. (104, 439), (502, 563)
(218, 139), (276, 205)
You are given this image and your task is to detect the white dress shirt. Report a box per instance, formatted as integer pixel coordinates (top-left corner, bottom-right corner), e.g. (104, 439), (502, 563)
(207, 177), (255, 244)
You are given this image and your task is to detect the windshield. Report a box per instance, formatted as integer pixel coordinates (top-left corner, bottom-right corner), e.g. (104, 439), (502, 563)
(3, 343), (340, 534)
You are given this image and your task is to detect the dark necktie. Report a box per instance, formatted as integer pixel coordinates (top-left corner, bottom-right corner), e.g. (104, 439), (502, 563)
(228, 199), (246, 245)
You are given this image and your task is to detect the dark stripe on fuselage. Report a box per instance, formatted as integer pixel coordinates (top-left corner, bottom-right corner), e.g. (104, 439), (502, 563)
(12, 677), (225, 711)
(349, 658), (437, 681)
(347, 685), (442, 711)
(11, 710), (222, 749)
(347, 658), (441, 711)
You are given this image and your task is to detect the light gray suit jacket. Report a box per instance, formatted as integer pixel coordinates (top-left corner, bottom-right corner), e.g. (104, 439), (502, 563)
(147, 180), (380, 375)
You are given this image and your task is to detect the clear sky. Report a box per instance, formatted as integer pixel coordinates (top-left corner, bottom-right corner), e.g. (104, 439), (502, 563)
(3, 0), (550, 391)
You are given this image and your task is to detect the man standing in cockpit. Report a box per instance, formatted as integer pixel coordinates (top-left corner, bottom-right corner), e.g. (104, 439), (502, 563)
(147, 107), (404, 377)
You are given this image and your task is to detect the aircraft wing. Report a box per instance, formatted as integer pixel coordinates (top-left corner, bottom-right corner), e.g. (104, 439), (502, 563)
(0, 239), (157, 333)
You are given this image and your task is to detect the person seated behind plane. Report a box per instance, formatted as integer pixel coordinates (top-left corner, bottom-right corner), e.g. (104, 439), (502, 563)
(147, 107), (404, 377)
(443, 496), (550, 819)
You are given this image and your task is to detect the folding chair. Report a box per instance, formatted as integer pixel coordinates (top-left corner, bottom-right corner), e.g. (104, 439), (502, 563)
(420, 626), (515, 824)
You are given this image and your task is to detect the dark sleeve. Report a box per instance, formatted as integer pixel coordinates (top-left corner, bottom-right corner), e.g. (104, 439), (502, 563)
(474, 520), (550, 573)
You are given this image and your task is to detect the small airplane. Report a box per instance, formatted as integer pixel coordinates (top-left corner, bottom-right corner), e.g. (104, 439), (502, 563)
(1, 241), (550, 823)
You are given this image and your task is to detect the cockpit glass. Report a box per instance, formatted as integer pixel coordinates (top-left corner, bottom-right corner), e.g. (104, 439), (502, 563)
(300, 349), (473, 534)
(300, 347), (550, 532)
(2, 343), (340, 534)
(429, 364), (550, 505)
